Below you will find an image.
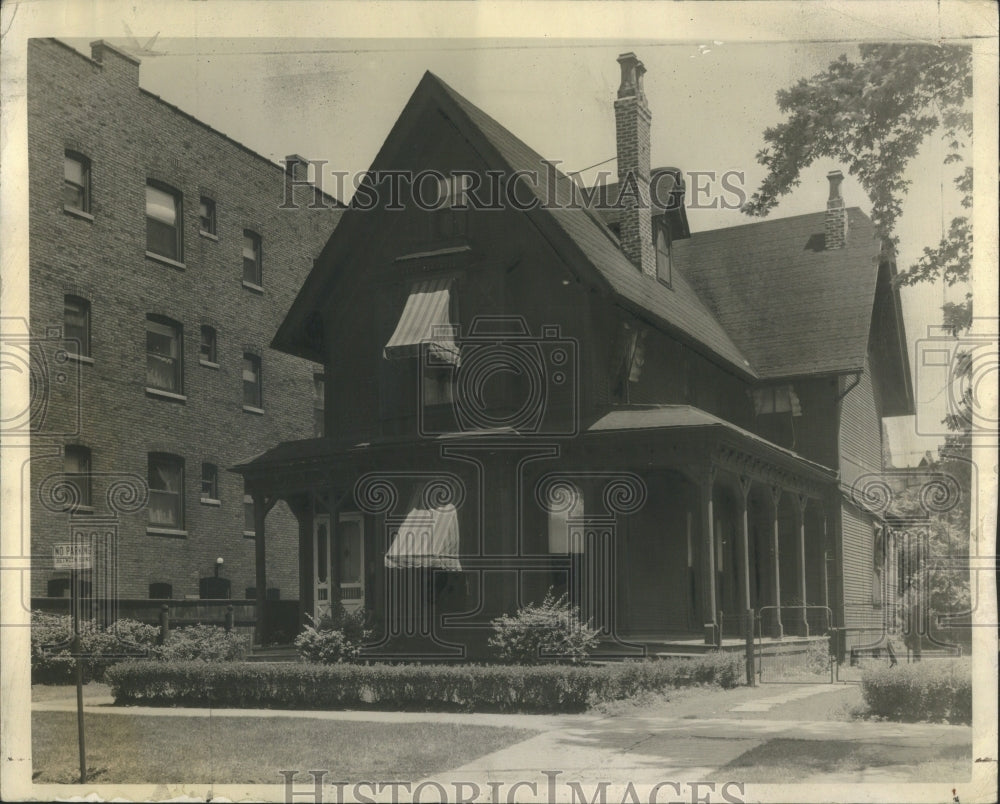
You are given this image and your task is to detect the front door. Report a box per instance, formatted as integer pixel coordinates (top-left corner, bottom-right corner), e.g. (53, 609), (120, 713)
(313, 514), (333, 621)
(338, 512), (365, 613)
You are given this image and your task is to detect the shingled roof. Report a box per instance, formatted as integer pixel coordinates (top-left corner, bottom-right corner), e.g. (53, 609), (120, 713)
(672, 207), (881, 378)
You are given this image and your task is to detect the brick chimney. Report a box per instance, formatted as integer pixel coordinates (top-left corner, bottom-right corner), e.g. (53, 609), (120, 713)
(284, 154), (310, 183)
(825, 170), (848, 249)
(90, 40), (140, 85)
(614, 53), (655, 276)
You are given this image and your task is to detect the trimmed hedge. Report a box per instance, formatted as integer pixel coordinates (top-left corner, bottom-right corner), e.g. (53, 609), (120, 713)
(106, 653), (744, 713)
(861, 658), (971, 724)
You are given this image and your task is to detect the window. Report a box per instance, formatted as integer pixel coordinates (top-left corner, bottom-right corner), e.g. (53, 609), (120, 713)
(64, 152), (91, 212)
(148, 453), (184, 530)
(199, 197), (216, 235)
(199, 325), (217, 365)
(546, 482), (584, 554)
(655, 224), (672, 287)
(431, 174), (470, 239)
(242, 230), (262, 286)
(313, 373), (325, 437)
(146, 182), (183, 261)
(146, 316), (183, 394)
(242, 352), (262, 409)
(243, 493), (255, 535)
(64, 296), (90, 358)
(751, 385), (802, 416)
(64, 445), (92, 508)
(149, 582), (173, 599)
(200, 463), (219, 502)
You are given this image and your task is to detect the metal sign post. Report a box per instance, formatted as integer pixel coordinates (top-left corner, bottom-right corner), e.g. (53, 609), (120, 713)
(54, 542), (91, 784)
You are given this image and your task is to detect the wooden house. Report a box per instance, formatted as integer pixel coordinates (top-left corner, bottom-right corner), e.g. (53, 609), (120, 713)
(234, 54), (913, 658)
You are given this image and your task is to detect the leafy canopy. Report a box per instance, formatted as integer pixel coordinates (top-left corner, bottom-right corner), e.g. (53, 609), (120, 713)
(743, 43), (972, 330)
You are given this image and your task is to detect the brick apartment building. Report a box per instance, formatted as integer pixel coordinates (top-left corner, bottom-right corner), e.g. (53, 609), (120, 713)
(27, 38), (341, 609)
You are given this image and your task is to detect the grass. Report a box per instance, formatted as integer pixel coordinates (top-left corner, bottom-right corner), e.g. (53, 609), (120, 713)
(32, 711), (537, 784)
(720, 738), (972, 782)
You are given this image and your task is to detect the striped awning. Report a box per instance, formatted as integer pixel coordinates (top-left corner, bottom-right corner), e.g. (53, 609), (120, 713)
(385, 503), (462, 571)
(383, 277), (460, 364)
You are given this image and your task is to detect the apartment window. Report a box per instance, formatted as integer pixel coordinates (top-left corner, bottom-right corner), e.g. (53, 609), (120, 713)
(313, 373), (325, 437)
(199, 197), (216, 235)
(64, 296), (91, 358)
(148, 453), (184, 530)
(146, 182), (183, 261)
(242, 352), (262, 409)
(243, 493), (255, 535)
(199, 325), (217, 365)
(64, 152), (91, 212)
(146, 316), (183, 394)
(200, 463), (219, 502)
(242, 230), (262, 286)
(64, 445), (92, 508)
(149, 582), (173, 599)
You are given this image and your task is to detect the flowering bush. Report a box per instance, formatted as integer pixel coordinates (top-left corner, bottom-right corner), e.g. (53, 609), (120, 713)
(294, 606), (372, 664)
(157, 624), (248, 662)
(488, 591), (600, 664)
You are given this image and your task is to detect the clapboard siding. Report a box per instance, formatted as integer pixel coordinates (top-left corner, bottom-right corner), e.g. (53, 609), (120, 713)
(839, 356), (882, 492)
(840, 500), (875, 630)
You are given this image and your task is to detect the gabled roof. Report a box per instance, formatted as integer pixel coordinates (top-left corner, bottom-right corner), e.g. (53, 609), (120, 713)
(273, 71), (756, 379)
(672, 208), (882, 379)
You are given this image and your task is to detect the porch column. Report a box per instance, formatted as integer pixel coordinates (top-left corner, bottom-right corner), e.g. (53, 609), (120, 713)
(796, 494), (810, 637)
(253, 492), (268, 646)
(738, 476), (752, 613)
(700, 467), (718, 645)
(822, 508), (831, 631)
(770, 486), (783, 639)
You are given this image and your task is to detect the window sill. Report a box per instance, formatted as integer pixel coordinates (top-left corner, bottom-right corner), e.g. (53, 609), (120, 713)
(200, 497), (222, 507)
(63, 206), (94, 222)
(147, 527), (187, 538)
(199, 359), (220, 369)
(242, 405), (265, 416)
(242, 280), (264, 294)
(146, 387), (187, 403)
(243, 530), (256, 539)
(145, 251), (186, 271)
(64, 352), (95, 365)
(199, 230), (219, 241)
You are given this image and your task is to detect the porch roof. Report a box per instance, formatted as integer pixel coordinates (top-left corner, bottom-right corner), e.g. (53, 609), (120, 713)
(587, 405), (837, 481)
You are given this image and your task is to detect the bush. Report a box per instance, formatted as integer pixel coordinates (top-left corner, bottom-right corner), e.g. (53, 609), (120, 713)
(488, 591), (600, 664)
(861, 658), (971, 724)
(106, 653), (744, 713)
(157, 624), (248, 662)
(31, 612), (159, 684)
(294, 606), (372, 664)
(803, 639), (832, 675)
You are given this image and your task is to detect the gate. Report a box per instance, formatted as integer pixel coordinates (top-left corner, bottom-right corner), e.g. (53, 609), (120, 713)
(754, 605), (835, 684)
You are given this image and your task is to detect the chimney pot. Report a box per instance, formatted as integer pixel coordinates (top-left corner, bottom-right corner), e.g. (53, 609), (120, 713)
(617, 52), (647, 101)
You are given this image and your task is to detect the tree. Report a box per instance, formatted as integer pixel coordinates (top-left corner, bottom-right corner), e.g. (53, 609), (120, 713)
(742, 43), (973, 329)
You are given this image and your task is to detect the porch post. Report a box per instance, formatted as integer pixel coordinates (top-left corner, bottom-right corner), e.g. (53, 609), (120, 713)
(796, 494), (810, 637)
(700, 466), (718, 645)
(253, 492), (268, 646)
(770, 486), (783, 639)
(738, 476), (752, 613)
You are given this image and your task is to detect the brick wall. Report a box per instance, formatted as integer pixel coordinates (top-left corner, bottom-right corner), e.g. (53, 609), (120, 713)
(27, 38), (341, 601)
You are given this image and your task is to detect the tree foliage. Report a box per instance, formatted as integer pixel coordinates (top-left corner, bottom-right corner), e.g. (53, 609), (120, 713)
(743, 44), (973, 325)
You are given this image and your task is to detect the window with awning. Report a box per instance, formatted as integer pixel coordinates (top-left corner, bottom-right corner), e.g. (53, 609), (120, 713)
(385, 487), (462, 571)
(383, 277), (460, 365)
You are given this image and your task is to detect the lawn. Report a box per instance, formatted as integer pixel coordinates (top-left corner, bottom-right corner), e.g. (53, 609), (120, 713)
(720, 738), (972, 782)
(32, 711), (537, 784)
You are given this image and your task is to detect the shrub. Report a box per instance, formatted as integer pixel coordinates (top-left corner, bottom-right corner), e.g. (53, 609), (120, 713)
(106, 653), (744, 713)
(803, 639), (832, 675)
(31, 612), (159, 684)
(156, 624), (248, 662)
(488, 591), (600, 664)
(861, 658), (971, 724)
(294, 606), (372, 664)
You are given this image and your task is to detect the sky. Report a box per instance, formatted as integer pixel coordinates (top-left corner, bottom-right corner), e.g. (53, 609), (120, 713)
(58, 34), (973, 463)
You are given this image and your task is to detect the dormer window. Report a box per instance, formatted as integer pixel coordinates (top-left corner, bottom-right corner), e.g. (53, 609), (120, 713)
(655, 222), (672, 288)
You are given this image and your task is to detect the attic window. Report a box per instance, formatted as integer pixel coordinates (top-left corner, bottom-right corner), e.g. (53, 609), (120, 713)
(430, 174), (470, 240)
(655, 224), (672, 288)
(752, 385), (802, 416)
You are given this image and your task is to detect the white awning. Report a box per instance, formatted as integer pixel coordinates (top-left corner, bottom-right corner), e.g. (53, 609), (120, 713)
(385, 503), (462, 571)
(383, 277), (460, 364)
